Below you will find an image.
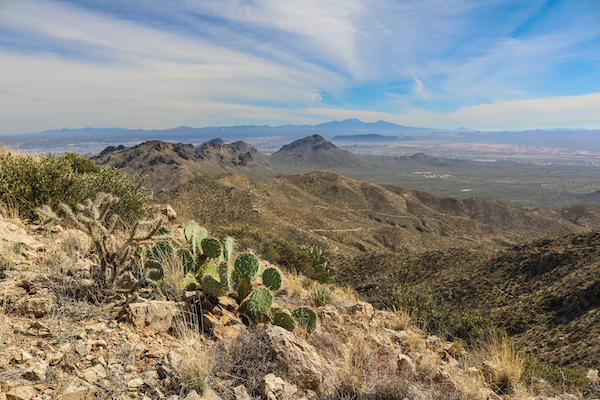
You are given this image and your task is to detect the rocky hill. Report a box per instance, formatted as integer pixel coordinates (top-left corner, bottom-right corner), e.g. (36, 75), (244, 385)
(91, 140), (276, 193)
(269, 135), (370, 170)
(348, 229), (600, 369)
(4, 212), (590, 400)
(394, 153), (469, 167)
(156, 170), (600, 256)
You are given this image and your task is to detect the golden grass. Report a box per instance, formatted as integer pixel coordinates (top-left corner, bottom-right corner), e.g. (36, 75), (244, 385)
(331, 284), (359, 306)
(0, 199), (20, 220)
(484, 334), (525, 394)
(281, 269), (308, 299)
(0, 296), (7, 346)
(145, 243), (187, 299)
(172, 320), (213, 394)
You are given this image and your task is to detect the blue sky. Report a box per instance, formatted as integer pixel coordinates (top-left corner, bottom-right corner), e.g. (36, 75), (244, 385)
(0, 0), (599, 135)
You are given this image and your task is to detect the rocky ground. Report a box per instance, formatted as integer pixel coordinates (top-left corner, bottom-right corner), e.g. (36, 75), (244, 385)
(0, 213), (597, 400)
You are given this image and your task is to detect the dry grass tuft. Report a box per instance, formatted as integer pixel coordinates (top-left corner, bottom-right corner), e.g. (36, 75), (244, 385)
(331, 284), (359, 306)
(173, 321), (213, 394)
(155, 246), (187, 300)
(281, 269), (308, 299)
(0, 297), (8, 346)
(0, 200), (20, 220)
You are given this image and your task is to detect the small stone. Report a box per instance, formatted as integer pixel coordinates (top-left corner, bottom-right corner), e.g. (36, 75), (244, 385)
(54, 376), (99, 400)
(183, 390), (202, 400)
(6, 386), (37, 400)
(58, 343), (72, 353)
(81, 364), (107, 383)
(260, 374), (297, 400)
(587, 368), (599, 382)
(15, 349), (34, 364)
(85, 322), (107, 333)
(127, 378), (144, 389)
(75, 341), (89, 356)
(433, 370), (460, 393)
(203, 388), (222, 400)
(23, 360), (48, 381)
(233, 385), (251, 400)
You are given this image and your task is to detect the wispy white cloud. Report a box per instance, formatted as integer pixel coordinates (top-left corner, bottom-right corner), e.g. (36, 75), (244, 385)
(0, 0), (598, 134)
(307, 92), (600, 131)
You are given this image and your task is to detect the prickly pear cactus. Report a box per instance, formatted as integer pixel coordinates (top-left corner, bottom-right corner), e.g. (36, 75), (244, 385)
(182, 272), (199, 291)
(249, 286), (273, 321)
(262, 267), (282, 291)
(201, 237), (222, 259)
(184, 222), (207, 255)
(202, 274), (226, 297)
(273, 309), (296, 332)
(234, 253), (259, 282)
(223, 236), (235, 261)
(218, 261), (230, 292)
(236, 279), (253, 303)
(239, 299), (256, 326)
(178, 248), (196, 273)
(292, 306), (317, 333)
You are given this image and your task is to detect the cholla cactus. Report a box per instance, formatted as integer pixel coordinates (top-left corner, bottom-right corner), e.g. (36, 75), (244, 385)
(37, 192), (167, 293)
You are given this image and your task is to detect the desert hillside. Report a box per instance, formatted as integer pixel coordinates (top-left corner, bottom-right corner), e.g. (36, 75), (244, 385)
(92, 140), (276, 193)
(156, 170), (600, 256)
(269, 135), (371, 170)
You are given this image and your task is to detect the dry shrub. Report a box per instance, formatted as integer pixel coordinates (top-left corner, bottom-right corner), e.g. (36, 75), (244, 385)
(212, 327), (279, 398)
(310, 328), (406, 399)
(173, 322), (213, 394)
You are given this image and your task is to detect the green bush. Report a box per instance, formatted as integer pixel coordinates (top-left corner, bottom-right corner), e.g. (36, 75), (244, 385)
(523, 354), (590, 391)
(360, 282), (496, 344)
(0, 152), (151, 223)
(216, 225), (312, 275)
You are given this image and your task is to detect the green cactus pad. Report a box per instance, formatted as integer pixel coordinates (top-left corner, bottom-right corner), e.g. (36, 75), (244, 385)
(182, 273), (199, 291)
(184, 222), (207, 255)
(236, 279), (253, 303)
(292, 306), (317, 333)
(145, 259), (164, 281)
(218, 262), (230, 292)
(262, 267), (282, 291)
(234, 253), (259, 282)
(202, 275), (226, 297)
(178, 248), (196, 273)
(239, 299), (256, 326)
(201, 238), (222, 259)
(223, 236), (235, 261)
(184, 221), (199, 243)
(248, 286), (273, 322)
(273, 309), (296, 332)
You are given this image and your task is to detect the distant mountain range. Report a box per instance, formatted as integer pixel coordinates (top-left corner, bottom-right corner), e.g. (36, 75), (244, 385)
(1, 118), (599, 157)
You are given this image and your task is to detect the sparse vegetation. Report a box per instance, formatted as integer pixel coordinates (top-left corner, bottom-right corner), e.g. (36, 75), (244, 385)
(299, 245), (335, 284)
(216, 225), (313, 275)
(362, 282), (497, 344)
(0, 151), (151, 223)
(37, 193), (166, 294)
